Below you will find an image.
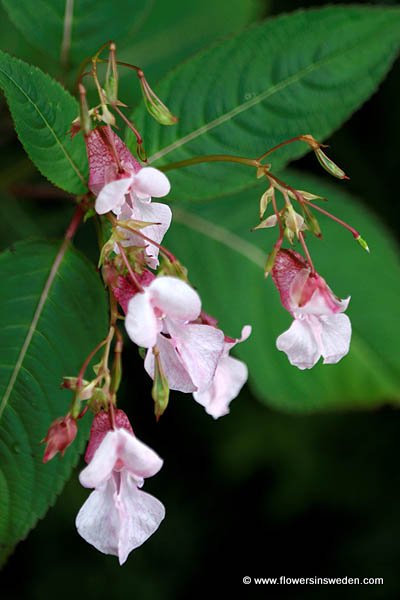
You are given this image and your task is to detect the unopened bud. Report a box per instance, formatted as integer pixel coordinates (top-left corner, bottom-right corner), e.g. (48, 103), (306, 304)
(264, 245), (280, 278)
(303, 206), (322, 238)
(78, 83), (91, 135)
(315, 148), (349, 180)
(42, 415), (78, 463)
(139, 76), (178, 126)
(105, 42), (119, 104)
(152, 348), (170, 420)
(356, 235), (370, 253)
(285, 204), (305, 238)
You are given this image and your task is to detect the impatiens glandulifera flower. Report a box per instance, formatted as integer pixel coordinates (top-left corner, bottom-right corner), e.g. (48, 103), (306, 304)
(193, 325), (252, 419)
(86, 126), (171, 268)
(125, 276), (225, 394)
(76, 410), (165, 565)
(42, 414), (78, 463)
(103, 266), (156, 314)
(272, 249), (351, 370)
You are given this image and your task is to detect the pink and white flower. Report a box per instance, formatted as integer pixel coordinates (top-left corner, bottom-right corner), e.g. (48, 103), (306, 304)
(272, 249), (351, 370)
(86, 126), (171, 268)
(193, 325), (251, 419)
(76, 410), (165, 565)
(125, 276), (225, 393)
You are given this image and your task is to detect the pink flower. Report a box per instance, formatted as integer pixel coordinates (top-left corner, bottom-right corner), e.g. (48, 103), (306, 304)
(125, 276), (225, 393)
(272, 249), (351, 369)
(42, 415), (77, 463)
(193, 325), (251, 419)
(76, 410), (164, 565)
(86, 127), (171, 268)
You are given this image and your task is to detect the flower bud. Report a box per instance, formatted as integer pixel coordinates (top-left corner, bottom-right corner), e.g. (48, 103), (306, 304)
(264, 244), (280, 278)
(42, 415), (78, 463)
(284, 205), (305, 239)
(105, 43), (119, 104)
(152, 349), (170, 420)
(303, 206), (322, 238)
(78, 83), (91, 136)
(356, 235), (370, 253)
(139, 75), (178, 126)
(315, 148), (348, 180)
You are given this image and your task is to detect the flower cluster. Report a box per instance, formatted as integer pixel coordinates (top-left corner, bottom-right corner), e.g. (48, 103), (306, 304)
(41, 41), (367, 565)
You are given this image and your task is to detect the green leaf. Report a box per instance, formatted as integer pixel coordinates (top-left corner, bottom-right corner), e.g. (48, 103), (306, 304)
(0, 50), (87, 194)
(1, 0), (151, 67)
(165, 170), (400, 412)
(129, 6), (400, 200)
(0, 238), (108, 564)
(118, 0), (262, 103)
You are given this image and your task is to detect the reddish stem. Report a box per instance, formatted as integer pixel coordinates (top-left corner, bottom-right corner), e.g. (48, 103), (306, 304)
(65, 205), (84, 240)
(112, 104), (143, 146)
(302, 199), (360, 238)
(76, 338), (107, 388)
(298, 231), (315, 273)
(116, 241), (145, 292)
(258, 135), (311, 162)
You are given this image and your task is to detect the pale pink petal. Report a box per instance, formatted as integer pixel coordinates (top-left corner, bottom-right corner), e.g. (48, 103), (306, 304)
(76, 477), (121, 557)
(193, 355), (248, 419)
(95, 177), (132, 215)
(289, 268), (311, 309)
(297, 288), (350, 316)
(144, 335), (196, 392)
(125, 291), (160, 348)
(117, 472), (165, 565)
(144, 334), (196, 393)
(79, 430), (119, 488)
(167, 321), (224, 392)
(320, 313), (352, 364)
(225, 325), (252, 352)
(276, 317), (321, 370)
(132, 167), (171, 198)
(116, 428), (163, 479)
(149, 277), (201, 322)
(121, 200), (172, 268)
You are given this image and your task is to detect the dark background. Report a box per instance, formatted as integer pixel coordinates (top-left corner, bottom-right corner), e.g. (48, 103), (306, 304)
(1, 0), (400, 598)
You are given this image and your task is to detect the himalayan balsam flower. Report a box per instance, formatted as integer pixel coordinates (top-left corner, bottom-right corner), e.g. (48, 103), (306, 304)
(272, 249), (351, 370)
(76, 410), (164, 564)
(86, 126), (171, 268)
(193, 325), (252, 419)
(111, 275), (250, 417)
(125, 276), (225, 394)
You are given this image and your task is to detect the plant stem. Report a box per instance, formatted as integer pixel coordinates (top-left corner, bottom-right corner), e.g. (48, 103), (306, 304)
(160, 154), (260, 173)
(302, 199), (360, 238)
(257, 135), (310, 162)
(116, 241), (145, 292)
(298, 231), (315, 273)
